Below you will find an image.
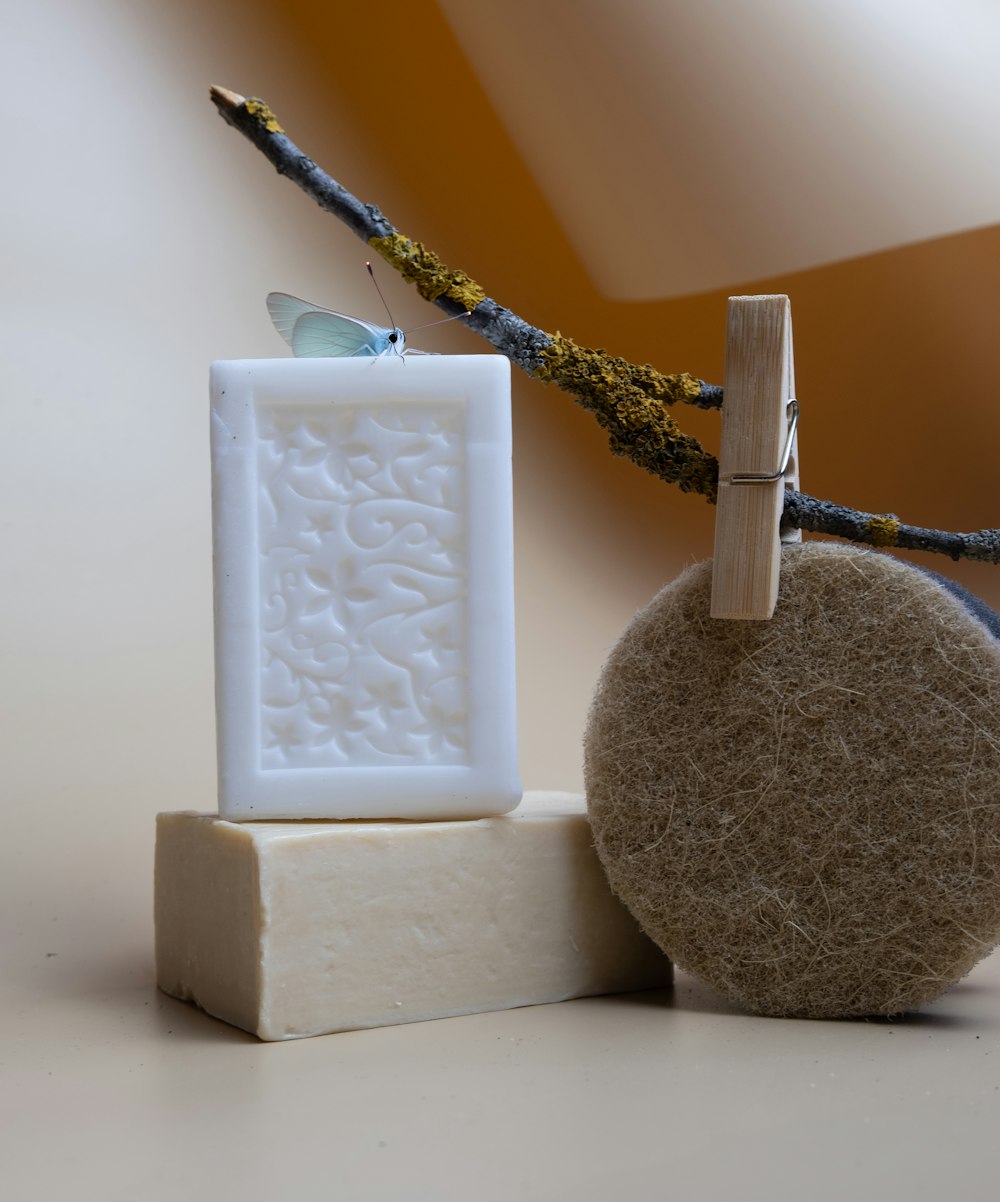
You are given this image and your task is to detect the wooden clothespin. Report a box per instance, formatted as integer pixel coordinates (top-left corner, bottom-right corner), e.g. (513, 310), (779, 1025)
(710, 295), (801, 620)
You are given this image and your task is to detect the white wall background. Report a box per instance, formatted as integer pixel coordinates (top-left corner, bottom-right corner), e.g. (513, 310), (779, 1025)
(4, 1), (1000, 941)
(2, 1), (655, 929)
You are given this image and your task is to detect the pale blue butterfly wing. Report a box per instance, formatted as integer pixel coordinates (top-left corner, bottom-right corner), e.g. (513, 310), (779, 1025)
(290, 311), (392, 357)
(266, 292), (405, 357)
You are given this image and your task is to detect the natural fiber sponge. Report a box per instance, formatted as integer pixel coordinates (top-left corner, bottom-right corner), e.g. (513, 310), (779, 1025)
(585, 541), (1000, 1018)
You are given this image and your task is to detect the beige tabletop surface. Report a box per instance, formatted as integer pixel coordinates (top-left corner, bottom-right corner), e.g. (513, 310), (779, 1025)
(4, 875), (1000, 1202)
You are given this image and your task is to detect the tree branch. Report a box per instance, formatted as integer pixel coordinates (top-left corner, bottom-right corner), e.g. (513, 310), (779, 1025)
(209, 85), (1000, 563)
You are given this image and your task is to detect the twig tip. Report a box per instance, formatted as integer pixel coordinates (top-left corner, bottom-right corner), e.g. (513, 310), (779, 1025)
(210, 85), (245, 110)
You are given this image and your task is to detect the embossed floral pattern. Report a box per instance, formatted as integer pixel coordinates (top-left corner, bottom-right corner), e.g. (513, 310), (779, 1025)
(256, 401), (468, 769)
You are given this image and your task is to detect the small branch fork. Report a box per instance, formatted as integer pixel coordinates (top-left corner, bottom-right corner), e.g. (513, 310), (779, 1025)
(209, 86), (1000, 565)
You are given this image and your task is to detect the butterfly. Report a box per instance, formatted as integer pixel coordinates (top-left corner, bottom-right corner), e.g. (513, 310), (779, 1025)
(266, 291), (409, 358)
(268, 264), (471, 359)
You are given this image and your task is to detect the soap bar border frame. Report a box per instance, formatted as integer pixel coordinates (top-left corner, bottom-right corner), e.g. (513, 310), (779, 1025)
(210, 355), (520, 820)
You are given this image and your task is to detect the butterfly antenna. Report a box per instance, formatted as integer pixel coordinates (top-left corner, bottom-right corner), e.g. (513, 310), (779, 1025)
(366, 261), (397, 330)
(405, 309), (473, 335)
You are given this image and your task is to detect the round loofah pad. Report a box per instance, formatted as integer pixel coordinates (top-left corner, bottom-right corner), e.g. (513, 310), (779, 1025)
(585, 542), (1000, 1018)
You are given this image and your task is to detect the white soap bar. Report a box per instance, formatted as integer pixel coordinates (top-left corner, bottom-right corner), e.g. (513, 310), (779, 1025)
(211, 356), (521, 820)
(155, 792), (671, 1040)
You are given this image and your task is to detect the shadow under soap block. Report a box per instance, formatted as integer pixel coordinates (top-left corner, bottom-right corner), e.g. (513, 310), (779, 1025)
(155, 792), (671, 1040)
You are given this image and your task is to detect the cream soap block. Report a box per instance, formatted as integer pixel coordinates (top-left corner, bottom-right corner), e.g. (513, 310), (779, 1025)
(211, 355), (521, 821)
(155, 792), (671, 1040)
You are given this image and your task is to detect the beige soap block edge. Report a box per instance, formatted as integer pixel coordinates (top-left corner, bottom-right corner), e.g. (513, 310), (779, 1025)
(155, 791), (671, 1040)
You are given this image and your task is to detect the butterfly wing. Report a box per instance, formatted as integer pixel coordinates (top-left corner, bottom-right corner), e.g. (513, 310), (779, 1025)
(265, 292), (395, 357)
(266, 292), (317, 347)
(290, 312), (389, 357)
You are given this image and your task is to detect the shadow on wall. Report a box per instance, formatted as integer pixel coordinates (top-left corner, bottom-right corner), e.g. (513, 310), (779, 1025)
(250, 0), (1000, 608)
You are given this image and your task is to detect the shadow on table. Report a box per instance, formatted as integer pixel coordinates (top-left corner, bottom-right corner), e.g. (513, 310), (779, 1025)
(149, 989), (259, 1044)
(611, 970), (991, 1029)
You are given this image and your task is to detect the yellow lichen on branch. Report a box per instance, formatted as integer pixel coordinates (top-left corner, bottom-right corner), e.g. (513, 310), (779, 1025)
(243, 97), (284, 134)
(537, 334), (718, 499)
(368, 233), (486, 312)
(864, 514), (902, 547)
